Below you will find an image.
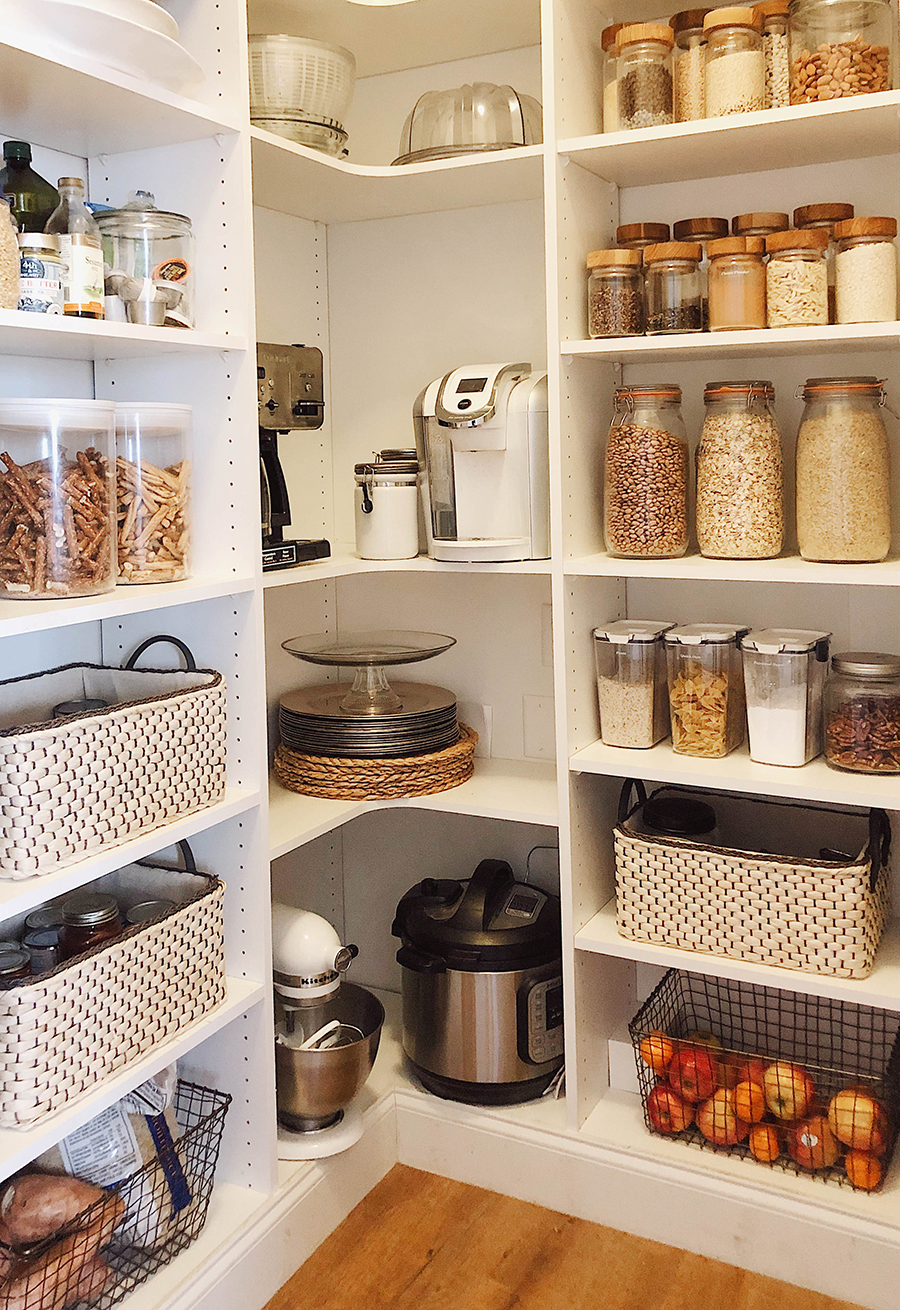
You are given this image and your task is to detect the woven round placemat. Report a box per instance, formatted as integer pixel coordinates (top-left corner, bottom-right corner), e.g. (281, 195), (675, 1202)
(274, 725), (478, 800)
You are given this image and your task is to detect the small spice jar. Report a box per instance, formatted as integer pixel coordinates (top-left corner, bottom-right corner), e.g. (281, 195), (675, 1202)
(617, 222), (671, 251)
(59, 892), (123, 961)
(17, 232), (64, 315)
(765, 229), (829, 327)
(593, 621), (675, 748)
(825, 652), (900, 773)
(587, 249), (645, 338)
(673, 217), (729, 328)
(604, 384), (689, 559)
(644, 241), (702, 333)
(0, 948), (30, 982)
(665, 623), (749, 757)
(794, 202), (855, 323)
(834, 217), (898, 324)
(757, 0), (791, 107)
(707, 236), (767, 329)
(616, 24), (675, 130)
(789, 0), (894, 104)
(672, 9), (710, 121)
(696, 380), (784, 558)
(602, 24), (624, 132)
(115, 402), (192, 583)
(732, 211), (789, 239)
(741, 629), (831, 766)
(795, 376), (892, 562)
(704, 7), (765, 116)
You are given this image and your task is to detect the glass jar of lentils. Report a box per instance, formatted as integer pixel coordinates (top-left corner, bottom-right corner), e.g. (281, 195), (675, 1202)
(789, 0), (894, 104)
(696, 380), (784, 559)
(587, 249), (645, 338)
(616, 24), (675, 130)
(604, 383), (689, 559)
(644, 242), (702, 333)
(824, 652), (900, 774)
(766, 229), (829, 327)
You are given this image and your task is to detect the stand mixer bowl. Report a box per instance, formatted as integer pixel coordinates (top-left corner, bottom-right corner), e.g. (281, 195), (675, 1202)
(276, 982), (385, 1132)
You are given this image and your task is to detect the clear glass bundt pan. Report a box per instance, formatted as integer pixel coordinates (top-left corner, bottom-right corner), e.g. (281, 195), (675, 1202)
(393, 82), (543, 166)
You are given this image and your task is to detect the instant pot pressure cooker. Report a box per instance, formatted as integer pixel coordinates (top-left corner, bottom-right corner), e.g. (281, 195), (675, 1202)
(392, 860), (564, 1105)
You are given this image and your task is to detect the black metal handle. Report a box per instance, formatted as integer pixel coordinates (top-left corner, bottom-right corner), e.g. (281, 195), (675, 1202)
(869, 809), (892, 893)
(125, 636), (197, 672)
(617, 779), (648, 826)
(361, 482), (373, 514)
(396, 945), (446, 974)
(453, 859), (515, 933)
(136, 839), (197, 874)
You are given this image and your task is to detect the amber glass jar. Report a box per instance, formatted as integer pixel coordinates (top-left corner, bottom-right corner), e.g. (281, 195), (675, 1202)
(59, 892), (123, 960)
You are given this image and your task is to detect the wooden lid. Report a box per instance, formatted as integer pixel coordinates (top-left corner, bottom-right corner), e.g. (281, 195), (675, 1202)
(732, 211), (789, 235)
(601, 23), (623, 51)
(617, 222), (670, 246)
(618, 22), (675, 46)
(766, 228), (829, 251)
(708, 235), (765, 256)
(644, 241), (703, 261)
(671, 9), (711, 34)
(703, 6), (762, 30)
(794, 202), (854, 227)
(587, 248), (642, 269)
(833, 216), (898, 239)
(755, 0), (790, 15)
(673, 217), (729, 240)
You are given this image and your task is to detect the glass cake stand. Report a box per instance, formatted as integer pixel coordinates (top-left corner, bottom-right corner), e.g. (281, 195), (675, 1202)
(281, 630), (456, 715)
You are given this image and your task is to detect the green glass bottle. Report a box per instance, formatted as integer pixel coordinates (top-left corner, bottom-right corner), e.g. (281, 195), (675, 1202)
(0, 141), (59, 233)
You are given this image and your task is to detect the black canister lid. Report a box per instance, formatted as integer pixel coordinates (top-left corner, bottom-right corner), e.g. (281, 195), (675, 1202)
(392, 860), (561, 970)
(642, 795), (717, 836)
(62, 892), (120, 927)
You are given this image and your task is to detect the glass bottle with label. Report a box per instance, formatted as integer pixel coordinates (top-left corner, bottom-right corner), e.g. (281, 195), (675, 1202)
(0, 141), (59, 233)
(45, 178), (105, 320)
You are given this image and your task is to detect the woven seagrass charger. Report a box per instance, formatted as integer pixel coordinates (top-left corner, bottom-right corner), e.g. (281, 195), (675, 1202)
(274, 724), (478, 800)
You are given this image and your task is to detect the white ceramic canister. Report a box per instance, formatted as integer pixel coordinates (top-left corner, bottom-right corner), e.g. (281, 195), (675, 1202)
(354, 449), (419, 560)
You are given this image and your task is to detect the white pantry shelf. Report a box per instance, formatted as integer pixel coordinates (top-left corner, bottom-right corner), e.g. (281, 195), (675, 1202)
(0, 38), (241, 156)
(562, 322), (900, 365)
(262, 547), (551, 588)
(564, 551), (900, 587)
(0, 977), (265, 1180)
(250, 131), (544, 225)
(560, 92), (900, 188)
(568, 739), (900, 811)
(0, 575), (257, 638)
(0, 788), (261, 923)
(269, 758), (558, 859)
(0, 311), (246, 362)
(577, 900), (900, 1013)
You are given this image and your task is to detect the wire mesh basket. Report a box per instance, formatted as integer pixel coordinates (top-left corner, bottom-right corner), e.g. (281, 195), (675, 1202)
(629, 970), (900, 1192)
(0, 1081), (231, 1309)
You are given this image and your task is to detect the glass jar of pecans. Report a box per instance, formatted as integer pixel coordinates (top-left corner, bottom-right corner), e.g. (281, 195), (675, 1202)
(604, 384), (689, 559)
(824, 652), (900, 774)
(789, 0), (894, 104)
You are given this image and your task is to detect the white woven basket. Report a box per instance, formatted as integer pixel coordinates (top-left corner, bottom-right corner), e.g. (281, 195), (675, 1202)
(249, 34), (356, 123)
(0, 844), (225, 1128)
(0, 636), (226, 879)
(615, 782), (892, 979)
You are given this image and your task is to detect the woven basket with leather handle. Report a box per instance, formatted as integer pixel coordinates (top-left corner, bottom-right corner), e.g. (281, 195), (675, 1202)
(0, 636), (226, 879)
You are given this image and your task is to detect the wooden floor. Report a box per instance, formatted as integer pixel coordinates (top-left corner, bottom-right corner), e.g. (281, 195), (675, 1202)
(264, 1164), (867, 1310)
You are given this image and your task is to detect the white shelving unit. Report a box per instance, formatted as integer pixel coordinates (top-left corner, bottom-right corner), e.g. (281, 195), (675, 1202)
(4, 2), (900, 1309)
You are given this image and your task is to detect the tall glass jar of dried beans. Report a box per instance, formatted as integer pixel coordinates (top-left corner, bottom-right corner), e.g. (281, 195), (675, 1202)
(604, 383), (689, 559)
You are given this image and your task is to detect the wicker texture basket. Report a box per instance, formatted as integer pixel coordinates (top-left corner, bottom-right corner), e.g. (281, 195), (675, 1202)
(273, 725), (477, 800)
(615, 782), (892, 979)
(0, 637), (226, 879)
(0, 843), (225, 1129)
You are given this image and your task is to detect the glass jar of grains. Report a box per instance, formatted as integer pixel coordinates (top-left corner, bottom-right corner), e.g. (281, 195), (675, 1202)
(696, 380), (784, 558)
(789, 0), (894, 104)
(664, 623), (749, 757)
(794, 202), (854, 323)
(795, 377), (892, 562)
(587, 249), (645, 338)
(758, 0), (791, 106)
(766, 229), (828, 327)
(616, 24), (675, 130)
(704, 7), (765, 116)
(824, 652), (900, 774)
(672, 9), (710, 121)
(593, 621), (675, 748)
(673, 217), (729, 329)
(834, 217), (898, 324)
(644, 242), (702, 333)
(604, 384), (689, 559)
(602, 24), (624, 131)
(707, 236), (767, 329)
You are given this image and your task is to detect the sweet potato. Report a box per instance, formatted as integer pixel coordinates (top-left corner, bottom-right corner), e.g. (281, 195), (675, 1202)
(63, 1255), (113, 1308)
(0, 1177), (108, 1246)
(0, 1195), (124, 1310)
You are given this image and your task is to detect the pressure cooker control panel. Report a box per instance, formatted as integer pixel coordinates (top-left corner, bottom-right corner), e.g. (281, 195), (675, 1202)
(522, 975), (564, 1066)
(499, 886), (545, 925)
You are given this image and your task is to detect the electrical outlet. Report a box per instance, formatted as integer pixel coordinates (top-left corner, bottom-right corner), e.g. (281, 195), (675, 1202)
(523, 694), (555, 759)
(458, 702), (492, 757)
(541, 604), (553, 668)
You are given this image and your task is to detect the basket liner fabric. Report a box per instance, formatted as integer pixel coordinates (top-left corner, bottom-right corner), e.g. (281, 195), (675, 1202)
(0, 661), (226, 878)
(0, 860), (225, 1129)
(616, 785), (891, 979)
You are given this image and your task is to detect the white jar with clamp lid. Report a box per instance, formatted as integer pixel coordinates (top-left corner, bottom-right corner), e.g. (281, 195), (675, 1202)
(354, 449), (420, 560)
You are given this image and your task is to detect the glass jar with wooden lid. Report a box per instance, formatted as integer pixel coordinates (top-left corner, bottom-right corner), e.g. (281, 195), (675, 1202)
(704, 7), (765, 116)
(756, 0), (791, 106)
(616, 24), (675, 130)
(707, 236), (766, 330)
(789, 0), (894, 105)
(602, 24), (624, 131)
(587, 249), (645, 338)
(644, 241), (702, 333)
(617, 222), (670, 250)
(732, 211), (788, 238)
(834, 216), (898, 324)
(765, 228), (828, 327)
(674, 217), (729, 328)
(794, 202), (854, 322)
(672, 10), (710, 120)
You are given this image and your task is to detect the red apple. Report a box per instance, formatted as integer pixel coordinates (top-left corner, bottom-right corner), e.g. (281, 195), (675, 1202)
(786, 1114), (840, 1170)
(647, 1083), (694, 1134)
(828, 1088), (889, 1155)
(763, 1062), (815, 1121)
(668, 1045), (719, 1103)
(696, 1088), (751, 1146)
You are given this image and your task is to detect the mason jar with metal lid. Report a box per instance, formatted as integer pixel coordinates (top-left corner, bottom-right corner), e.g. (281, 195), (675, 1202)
(834, 216), (898, 324)
(824, 651), (900, 773)
(765, 229), (829, 327)
(616, 23), (675, 130)
(789, 0), (894, 104)
(757, 0), (791, 106)
(95, 191), (194, 328)
(354, 448), (420, 560)
(741, 629), (831, 766)
(732, 211), (789, 238)
(602, 23), (624, 130)
(704, 7), (765, 116)
(587, 249), (644, 337)
(59, 892), (123, 960)
(795, 377), (892, 562)
(22, 929), (60, 974)
(24, 905), (65, 933)
(593, 620), (675, 747)
(126, 899), (176, 926)
(794, 202), (855, 323)
(644, 241), (702, 333)
(604, 384), (688, 559)
(0, 948), (30, 982)
(664, 623), (749, 757)
(672, 9), (710, 120)
(697, 380), (784, 558)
